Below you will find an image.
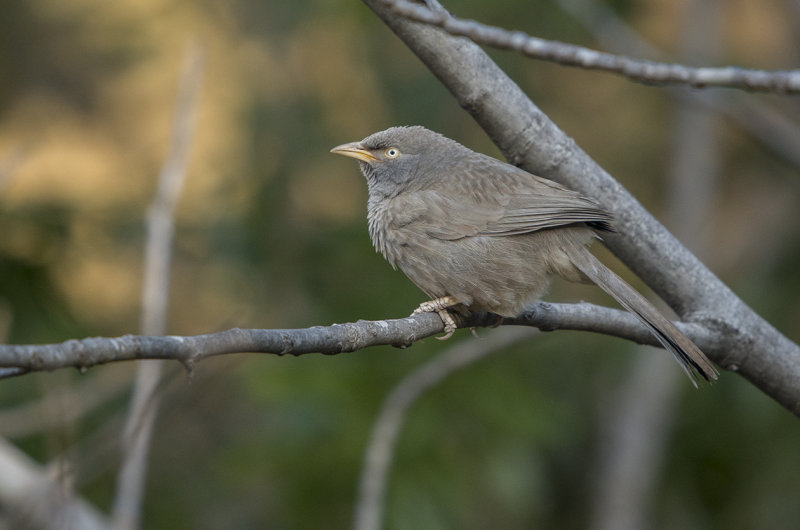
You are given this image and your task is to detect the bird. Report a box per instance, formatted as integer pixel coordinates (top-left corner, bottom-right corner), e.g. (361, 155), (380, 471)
(331, 125), (718, 385)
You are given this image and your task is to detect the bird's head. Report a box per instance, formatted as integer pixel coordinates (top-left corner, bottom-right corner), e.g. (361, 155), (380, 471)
(331, 126), (462, 198)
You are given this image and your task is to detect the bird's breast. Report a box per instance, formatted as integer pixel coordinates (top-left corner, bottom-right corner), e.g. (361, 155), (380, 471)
(367, 199), (401, 268)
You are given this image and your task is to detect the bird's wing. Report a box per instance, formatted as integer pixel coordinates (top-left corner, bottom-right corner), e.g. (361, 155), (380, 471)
(390, 158), (613, 241)
(480, 189), (614, 236)
(386, 190), (498, 240)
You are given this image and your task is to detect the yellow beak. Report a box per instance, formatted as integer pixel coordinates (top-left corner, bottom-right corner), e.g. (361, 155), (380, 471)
(330, 142), (378, 163)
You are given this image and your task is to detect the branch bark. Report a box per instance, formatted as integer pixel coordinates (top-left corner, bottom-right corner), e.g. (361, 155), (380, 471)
(362, 0), (800, 416)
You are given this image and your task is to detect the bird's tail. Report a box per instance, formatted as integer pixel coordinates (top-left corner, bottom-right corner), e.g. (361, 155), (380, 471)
(568, 244), (718, 386)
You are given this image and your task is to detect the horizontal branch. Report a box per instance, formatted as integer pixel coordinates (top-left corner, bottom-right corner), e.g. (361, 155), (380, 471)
(379, 0), (800, 93)
(0, 303), (711, 375)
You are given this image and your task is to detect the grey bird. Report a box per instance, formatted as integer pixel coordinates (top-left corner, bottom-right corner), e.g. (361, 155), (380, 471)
(331, 125), (718, 385)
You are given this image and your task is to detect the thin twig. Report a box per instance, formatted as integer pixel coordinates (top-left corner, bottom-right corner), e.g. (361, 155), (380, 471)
(112, 44), (205, 530)
(378, 0), (800, 94)
(352, 327), (537, 530)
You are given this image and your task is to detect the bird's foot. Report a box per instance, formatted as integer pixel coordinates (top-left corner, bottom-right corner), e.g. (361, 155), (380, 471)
(412, 296), (460, 340)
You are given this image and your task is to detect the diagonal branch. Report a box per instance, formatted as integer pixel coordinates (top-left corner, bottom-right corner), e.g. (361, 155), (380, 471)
(362, 0), (800, 416)
(377, 0), (800, 94)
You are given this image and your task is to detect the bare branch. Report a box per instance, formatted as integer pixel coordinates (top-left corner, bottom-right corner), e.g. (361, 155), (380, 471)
(0, 303), (718, 375)
(377, 0), (800, 94)
(353, 327), (538, 530)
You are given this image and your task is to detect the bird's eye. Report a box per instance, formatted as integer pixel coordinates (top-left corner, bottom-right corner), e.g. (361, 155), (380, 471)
(385, 148), (400, 159)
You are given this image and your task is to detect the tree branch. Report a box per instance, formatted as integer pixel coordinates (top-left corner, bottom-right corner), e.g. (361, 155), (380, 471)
(377, 0), (800, 94)
(0, 303), (717, 374)
(362, 0), (800, 416)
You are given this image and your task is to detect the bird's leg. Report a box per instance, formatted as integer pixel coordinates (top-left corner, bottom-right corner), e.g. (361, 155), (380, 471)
(412, 296), (460, 340)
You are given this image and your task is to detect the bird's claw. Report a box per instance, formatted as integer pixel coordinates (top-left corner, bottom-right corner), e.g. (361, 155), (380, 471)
(434, 309), (458, 340)
(412, 296), (460, 339)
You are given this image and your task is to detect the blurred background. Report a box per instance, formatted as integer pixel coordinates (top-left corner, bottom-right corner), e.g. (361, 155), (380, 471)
(1, 0), (799, 528)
